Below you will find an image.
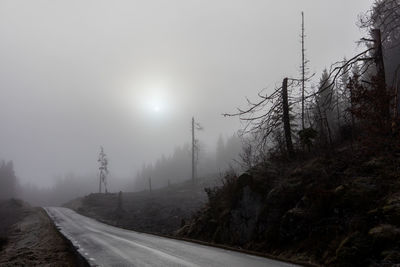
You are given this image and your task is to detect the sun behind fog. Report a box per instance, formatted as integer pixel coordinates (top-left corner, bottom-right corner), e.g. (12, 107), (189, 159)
(127, 79), (174, 117)
(142, 87), (169, 115)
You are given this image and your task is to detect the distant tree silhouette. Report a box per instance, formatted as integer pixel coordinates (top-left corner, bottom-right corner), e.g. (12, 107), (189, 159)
(191, 117), (203, 183)
(0, 161), (17, 200)
(98, 146), (109, 193)
(133, 135), (242, 191)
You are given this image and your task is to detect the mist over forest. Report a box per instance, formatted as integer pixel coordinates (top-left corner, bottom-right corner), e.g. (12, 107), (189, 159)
(3, 0), (400, 266)
(0, 134), (242, 206)
(0, 1), (372, 197)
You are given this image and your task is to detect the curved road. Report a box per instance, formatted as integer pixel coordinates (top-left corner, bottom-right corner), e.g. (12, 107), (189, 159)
(45, 207), (296, 267)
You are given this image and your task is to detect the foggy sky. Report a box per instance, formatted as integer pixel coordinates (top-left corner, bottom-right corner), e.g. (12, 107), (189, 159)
(0, 0), (373, 188)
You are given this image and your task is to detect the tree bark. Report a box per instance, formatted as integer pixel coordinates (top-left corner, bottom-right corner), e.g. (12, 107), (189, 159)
(191, 117), (195, 183)
(282, 78), (295, 157)
(372, 29), (390, 120)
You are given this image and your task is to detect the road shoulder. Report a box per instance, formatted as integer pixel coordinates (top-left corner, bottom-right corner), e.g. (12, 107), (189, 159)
(0, 204), (83, 266)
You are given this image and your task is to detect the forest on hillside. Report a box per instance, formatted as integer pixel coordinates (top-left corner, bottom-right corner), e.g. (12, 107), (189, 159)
(178, 1), (400, 266)
(222, 1), (400, 161)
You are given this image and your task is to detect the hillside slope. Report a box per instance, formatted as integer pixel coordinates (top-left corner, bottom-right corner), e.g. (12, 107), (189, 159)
(177, 145), (400, 266)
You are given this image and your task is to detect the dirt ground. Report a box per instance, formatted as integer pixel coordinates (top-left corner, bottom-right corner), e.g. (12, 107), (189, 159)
(0, 201), (81, 266)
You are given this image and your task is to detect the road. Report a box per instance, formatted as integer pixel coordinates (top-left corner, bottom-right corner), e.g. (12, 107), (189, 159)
(45, 207), (297, 267)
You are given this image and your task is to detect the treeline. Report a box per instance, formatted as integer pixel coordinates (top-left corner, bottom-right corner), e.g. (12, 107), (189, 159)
(0, 161), (17, 200)
(19, 174), (98, 206)
(133, 134), (242, 190)
(0, 159), (130, 206)
(226, 0), (400, 160)
(0, 134), (242, 205)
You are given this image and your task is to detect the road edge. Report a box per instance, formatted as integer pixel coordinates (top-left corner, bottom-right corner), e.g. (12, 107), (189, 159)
(91, 216), (319, 267)
(42, 207), (92, 267)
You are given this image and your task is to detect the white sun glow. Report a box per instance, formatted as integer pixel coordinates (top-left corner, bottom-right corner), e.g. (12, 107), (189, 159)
(142, 87), (169, 115)
(126, 78), (174, 118)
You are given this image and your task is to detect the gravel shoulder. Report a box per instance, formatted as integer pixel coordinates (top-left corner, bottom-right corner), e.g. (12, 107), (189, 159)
(0, 202), (81, 266)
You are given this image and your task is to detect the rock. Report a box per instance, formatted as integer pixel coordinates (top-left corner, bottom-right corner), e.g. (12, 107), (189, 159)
(229, 186), (262, 245)
(368, 224), (400, 242)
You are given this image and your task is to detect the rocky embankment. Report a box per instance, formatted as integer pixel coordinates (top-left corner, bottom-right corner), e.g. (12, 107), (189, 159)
(0, 199), (81, 266)
(177, 146), (400, 266)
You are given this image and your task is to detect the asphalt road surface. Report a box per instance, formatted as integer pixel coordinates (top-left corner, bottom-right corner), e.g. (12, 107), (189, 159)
(45, 207), (297, 267)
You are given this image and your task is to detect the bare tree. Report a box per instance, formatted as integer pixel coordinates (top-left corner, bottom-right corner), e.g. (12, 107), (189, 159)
(224, 77), (298, 158)
(360, 0), (400, 47)
(301, 11), (309, 130)
(98, 146), (109, 193)
(360, 0), (400, 116)
(191, 117), (203, 183)
(282, 78), (295, 157)
(224, 41), (378, 161)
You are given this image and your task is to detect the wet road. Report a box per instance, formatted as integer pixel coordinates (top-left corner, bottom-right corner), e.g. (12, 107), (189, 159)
(45, 207), (296, 267)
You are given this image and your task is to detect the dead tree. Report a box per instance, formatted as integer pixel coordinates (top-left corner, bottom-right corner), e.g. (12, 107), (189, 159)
(282, 78), (295, 157)
(192, 117), (195, 182)
(191, 117), (203, 183)
(223, 78), (293, 157)
(372, 29), (386, 86)
(360, 0), (400, 117)
(298, 12), (316, 131)
(98, 146), (109, 193)
(223, 25), (383, 160)
(301, 11), (306, 130)
(373, 29), (390, 119)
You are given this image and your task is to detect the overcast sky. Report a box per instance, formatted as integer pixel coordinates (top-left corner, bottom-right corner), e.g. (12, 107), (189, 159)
(0, 0), (374, 187)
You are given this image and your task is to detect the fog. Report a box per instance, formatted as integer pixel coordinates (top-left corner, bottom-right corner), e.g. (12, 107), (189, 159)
(0, 1), (373, 200)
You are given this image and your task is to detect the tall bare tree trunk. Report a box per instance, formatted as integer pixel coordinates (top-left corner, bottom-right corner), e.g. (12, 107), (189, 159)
(191, 117), (195, 183)
(372, 29), (386, 87)
(282, 78), (294, 157)
(372, 29), (390, 120)
(301, 12), (306, 130)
